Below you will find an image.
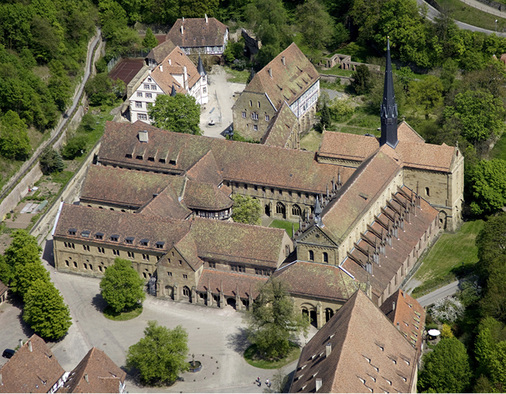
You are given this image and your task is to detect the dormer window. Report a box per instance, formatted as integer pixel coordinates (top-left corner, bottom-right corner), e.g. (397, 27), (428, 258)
(125, 153), (132, 158)
(169, 159), (176, 165)
(156, 241), (165, 249)
(110, 235), (119, 242)
(140, 239), (149, 246)
(136, 154), (143, 160)
(95, 232), (104, 240)
(68, 228), (76, 236)
(81, 230), (90, 238)
(126, 237), (134, 244)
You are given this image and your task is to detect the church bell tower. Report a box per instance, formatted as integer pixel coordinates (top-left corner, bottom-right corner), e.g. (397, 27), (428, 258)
(379, 38), (398, 149)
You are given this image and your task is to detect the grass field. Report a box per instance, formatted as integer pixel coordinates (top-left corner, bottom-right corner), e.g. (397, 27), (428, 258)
(244, 343), (301, 369)
(269, 219), (300, 238)
(437, 0), (506, 31)
(490, 132), (506, 160)
(411, 219), (484, 297)
(300, 129), (323, 151)
(224, 66), (250, 84)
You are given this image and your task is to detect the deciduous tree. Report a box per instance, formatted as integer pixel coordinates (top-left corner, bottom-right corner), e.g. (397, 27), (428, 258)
(39, 146), (64, 175)
(23, 279), (72, 340)
(418, 337), (471, 393)
(247, 278), (309, 360)
(0, 110), (31, 161)
(351, 65), (372, 95)
(127, 321), (189, 385)
(296, 0), (335, 51)
(231, 195), (261, 225)
(149, 94), (201, 135)
(100, 258), (146, 313)
(467, 159), (506, 216)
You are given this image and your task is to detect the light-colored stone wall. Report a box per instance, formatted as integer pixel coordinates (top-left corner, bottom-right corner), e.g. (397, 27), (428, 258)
(232, 92), (276, 140)
(293, 295), (347, 329)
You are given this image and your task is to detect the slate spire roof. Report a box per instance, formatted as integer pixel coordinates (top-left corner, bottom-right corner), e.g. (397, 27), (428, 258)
(380, 38), (398, 149)
(197, 55), (206, 75)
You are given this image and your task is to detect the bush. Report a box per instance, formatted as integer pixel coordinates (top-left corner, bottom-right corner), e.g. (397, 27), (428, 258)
(39, 147), (64, 175)
(61, 135), (87, 160)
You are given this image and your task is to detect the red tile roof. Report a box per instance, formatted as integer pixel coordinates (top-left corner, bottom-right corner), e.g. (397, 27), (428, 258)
(58, 348), (125, 393)
(245, 43), (319, 110)
(166, 17), (228, 49)
(289, 290), (416, 393)
(0, 335), (64, 393)
(262, 102), (298, 148)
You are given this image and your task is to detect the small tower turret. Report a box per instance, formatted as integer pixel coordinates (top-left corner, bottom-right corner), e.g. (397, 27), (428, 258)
(379, 38), (398, 149)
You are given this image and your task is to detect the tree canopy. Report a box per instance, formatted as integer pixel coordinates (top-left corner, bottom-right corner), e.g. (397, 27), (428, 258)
(149, 94), (201, 135)
(418, 337), (471, 393)
(100, 258), (146, 313)
(247, 279), (308, 360)
(23, 279), (72, 340)
(142, 28), (158, 49)
(467, 159), (506, 216)
(231, 195), (262, 225)
(0, 111), (31, 161)
(127, 321), (189, 385)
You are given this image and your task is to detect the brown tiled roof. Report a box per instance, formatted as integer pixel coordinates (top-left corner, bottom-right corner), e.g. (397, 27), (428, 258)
(190, 218), (290, 267)
(244, 43), (319, 109)
(58, 347), (125, 393)
(172, 232), (203, 271)
(99, 121), (354, 194)
(146, 39), (176, 64)
(197, 269), (267, 299)
(186, 150), (223, 185)
(320, 146), (402, 241)
(318, 122), (457, 172)
(182, 179), (233, 211)
(262, 102), (298, 148)
(380, 289), (426, 353)
(289, 290), (416, 393)
(54, 204), (191, 253)
(151, 46), (201, 94)
(166, 18), (228, 49)
(272, 261), (357, 302)
(137, 182), (192, 219)
(342, 186), (438, 303)
(317, 131), (379, 162)
(0, 335), (64, 393)
(80, 165), (171, 209)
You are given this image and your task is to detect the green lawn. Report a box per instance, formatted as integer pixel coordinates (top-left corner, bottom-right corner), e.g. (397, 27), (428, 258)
(103, 305), (143, 321)
(411, 220), (484, 297)
(244, 343), (301, 369)
(437, 0), (506, 31)
(490, 132), (506, 161)
(224, 66), (249, 84)
(269, 219), (300, 238)
(300, 129), (323, 152)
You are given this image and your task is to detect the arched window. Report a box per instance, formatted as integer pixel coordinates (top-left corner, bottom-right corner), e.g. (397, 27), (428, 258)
(309, 250), (314, 261)
(292, 204), (301, 216)
(276, 202), (285, 214)
(323, 252), (328, 263)
(425, 187), (430, 197)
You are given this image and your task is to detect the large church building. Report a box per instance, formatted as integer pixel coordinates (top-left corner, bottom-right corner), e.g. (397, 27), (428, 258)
(53, 41), (463, 329)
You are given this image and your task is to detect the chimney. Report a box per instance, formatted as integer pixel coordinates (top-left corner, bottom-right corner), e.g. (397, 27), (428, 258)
(160, 65), (163, 72)
(0, 373), (2, 385)
(168, 58), (171, 65)
(180, 25), (183, 35)
(205, 13), (208, 23)
(28, 340), (32, 352)
(316, 378), (322, 391)
(84, 374), (89, 383)
(326, 342), (332, 357)
(183, 66), (188, 90)
(19, 339), (23, 348)
(282, 56), (285, 66)
(138, 130), (149, 143)
(268, 68), (272, 78)
(392, 301), (396, 311)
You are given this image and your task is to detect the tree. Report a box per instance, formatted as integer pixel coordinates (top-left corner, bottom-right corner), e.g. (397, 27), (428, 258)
(100, 258), (146, 313)
(231, 195), (261, 225)
(85, 72), (116, 106)
(61, 135), (87, 160)
(126, 321), (189, 385)
(351, 65), (372, 95)
(443, 90), (505, 145)
(318, 101), (331, 131)
(39, 146), (64, 175)
(247, 278), (309, 360)
(296, 0), (336, 51)
(142, 28), (158, 49)
(148, 94), (201, 135)
(418, 337), (471, 393)
(4, 230), (42, 268)
(467, 159), (506, 216)
(23, 279), (72, 340)
(11, 260), (51, 298)
(0, 255), (13, 285)
(0, 110), (31, 160)
(476, 212), (506, 279)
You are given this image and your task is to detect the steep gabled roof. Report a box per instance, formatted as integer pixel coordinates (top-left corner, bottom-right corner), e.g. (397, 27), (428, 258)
(380, 289), (426, 353)
(58, 348), (125, 393)
(151, 46), (201, 94)
(0, 335), (64, 393)
(289, 290), (416, 393)
(137, 182), (192, 220)
(166, 17), (228, 49)
(146, 39), (176, 65)
(182, 179), (233, 211)
(99, 121), (354, 194)
(262, 102), (298, 148)
(244, 43), (319, 110)
(186, 150), (223, 185)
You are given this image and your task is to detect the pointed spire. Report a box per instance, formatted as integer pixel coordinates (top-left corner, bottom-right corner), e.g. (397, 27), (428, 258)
(380, 37), (398, 149)
(197, 55), (206, 76)
(314, 196), (322, 227)
(170, 84), (177, 96)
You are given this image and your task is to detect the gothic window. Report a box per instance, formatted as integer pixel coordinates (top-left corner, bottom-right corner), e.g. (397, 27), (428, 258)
(309, 250), (314, 261)
(276, 202), (285, 214)
(292, 204), (301, 216)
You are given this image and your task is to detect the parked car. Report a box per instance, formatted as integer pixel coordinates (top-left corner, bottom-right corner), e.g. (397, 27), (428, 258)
(2, 349), (15, 358)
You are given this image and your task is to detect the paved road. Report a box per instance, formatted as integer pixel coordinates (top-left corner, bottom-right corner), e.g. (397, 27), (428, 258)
(416, 280), (460, 307)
